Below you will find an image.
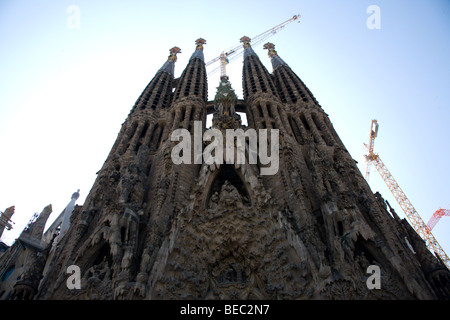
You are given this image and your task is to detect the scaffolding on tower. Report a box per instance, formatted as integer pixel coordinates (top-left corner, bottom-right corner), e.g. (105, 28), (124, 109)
(363, 120), (450, 268)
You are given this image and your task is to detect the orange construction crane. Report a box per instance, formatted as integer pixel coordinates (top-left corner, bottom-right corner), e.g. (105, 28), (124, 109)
(206, 14), (301, 78)
(427, 208), (450, 231)
(363, 119), (450, 268)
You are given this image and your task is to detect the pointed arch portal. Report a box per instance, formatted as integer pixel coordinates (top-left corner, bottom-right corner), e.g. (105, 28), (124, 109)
(206, 164), (251, 208)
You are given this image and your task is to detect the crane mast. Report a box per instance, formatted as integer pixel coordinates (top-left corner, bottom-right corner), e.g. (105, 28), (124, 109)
(206, 14), (301, 78)
(363, 119), (378, 181)
(363, 120), (450, 268)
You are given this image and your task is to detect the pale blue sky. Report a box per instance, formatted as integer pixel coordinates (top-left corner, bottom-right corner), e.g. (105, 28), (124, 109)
(0, 0), (449, 262)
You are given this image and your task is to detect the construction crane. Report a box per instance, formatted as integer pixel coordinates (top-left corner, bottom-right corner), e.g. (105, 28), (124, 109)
(363, 119), (378, 181)
(363, 119), (450, 268)
(427, 208), (450, 231)
(205, 14), (301, 78)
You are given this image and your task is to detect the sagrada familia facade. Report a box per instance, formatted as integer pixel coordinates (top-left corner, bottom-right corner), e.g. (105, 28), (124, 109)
(1, 37), (449, 300)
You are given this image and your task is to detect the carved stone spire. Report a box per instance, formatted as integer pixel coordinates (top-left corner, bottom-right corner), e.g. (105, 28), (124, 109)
(158, 46), (181, 76)
(59, 189), (80, 238)
(190, 38), (206, 61)
(263, 42), (287, 70)
(240, 36), (257, 59)
(241, 36), (278, 102)
(22, 205), (52, 240)
(267, 42), (319, 106)
(172, 39), (208, 102)
(212, 76), (241, 129)
(214, 76), (237, 115)
(130, 46), (180, 111)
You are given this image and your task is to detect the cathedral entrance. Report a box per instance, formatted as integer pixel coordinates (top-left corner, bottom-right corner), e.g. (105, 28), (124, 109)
(206, 164), (251, 209)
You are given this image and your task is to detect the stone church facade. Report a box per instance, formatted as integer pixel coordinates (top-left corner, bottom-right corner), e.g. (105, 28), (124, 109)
(1, 38), (449, 300)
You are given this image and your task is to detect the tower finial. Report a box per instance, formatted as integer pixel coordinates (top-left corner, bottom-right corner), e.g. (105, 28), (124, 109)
(263, 42), (287, 70)
(190, 38), (206, 61)
(263, 42), (277, 57)
(240, 36), (251, 48)
(168, 46), (182, 62)
(159, 47), (181, 75)
(195, 38), (206, 50)
(241, 36), (257, 59)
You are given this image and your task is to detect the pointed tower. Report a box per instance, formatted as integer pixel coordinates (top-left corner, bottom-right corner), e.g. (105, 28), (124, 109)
(0, 205), (53, 300)
(21, 204), (53, 241)
(149, 38), (208, 216)
(241, 37), (312, 218)
(166, 38), (207, 137)
(264, 42), (341, 148)
(241, 36), (287, 133)
(42, 190), (81, 244)
(131, 46), (179, 113)
(113, 46), (181, 160)
(59, 189), (80, 237)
